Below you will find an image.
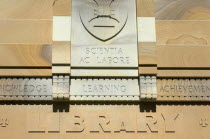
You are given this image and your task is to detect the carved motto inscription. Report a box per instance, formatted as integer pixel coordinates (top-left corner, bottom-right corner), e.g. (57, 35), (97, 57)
(71, 0), (138, 67)
(79, 47), (130, 65)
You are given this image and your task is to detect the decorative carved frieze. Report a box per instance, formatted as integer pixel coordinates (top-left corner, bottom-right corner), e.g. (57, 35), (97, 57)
(70, 78), (140, 101)
(52, 75), (70, 100)
(157, 78), (210, 101)
(140, 76), (157, 100)
(0, 78), (52, 100)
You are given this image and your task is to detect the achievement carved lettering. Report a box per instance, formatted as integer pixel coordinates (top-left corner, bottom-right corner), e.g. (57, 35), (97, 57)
(158, 79), (210, 98)
(160, 85), (210, 93)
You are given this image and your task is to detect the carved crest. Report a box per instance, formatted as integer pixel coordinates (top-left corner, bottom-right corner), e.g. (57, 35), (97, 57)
(79, 0), (128, 42)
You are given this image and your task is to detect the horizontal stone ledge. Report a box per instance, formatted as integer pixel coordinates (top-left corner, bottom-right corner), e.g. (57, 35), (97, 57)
(0, 78), (209, 101)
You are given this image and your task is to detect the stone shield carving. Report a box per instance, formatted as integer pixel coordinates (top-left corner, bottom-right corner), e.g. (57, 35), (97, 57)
(71, 0), (138, 67)
(79, 0), (128, 42)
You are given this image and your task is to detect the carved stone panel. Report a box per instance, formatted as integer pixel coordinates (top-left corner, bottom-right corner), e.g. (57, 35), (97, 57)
(71, 0), (138, 67)
(53, 75), (70, 100)
(140, 76), (157, 100)
(157, 79), (210, 101)
(70, 79), (140, 100)
(0, 78), (52, 100)
(0, 105), (210, 138)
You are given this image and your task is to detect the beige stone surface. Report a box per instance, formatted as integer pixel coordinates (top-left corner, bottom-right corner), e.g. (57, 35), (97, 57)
(0, 20), (52, 44)
(137, 0), (155, 17)
(0, 69), (52, 77)
(71, 69), (138, 77)
(0, 44), (51, 67)
(156, 21), (210, 45)
(53, 0), (71, 16)
(0, 0), (53, 19)
(0, 104), (209, 138)
(52, 41), (70, 65)
(155, 0), (210, 20)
